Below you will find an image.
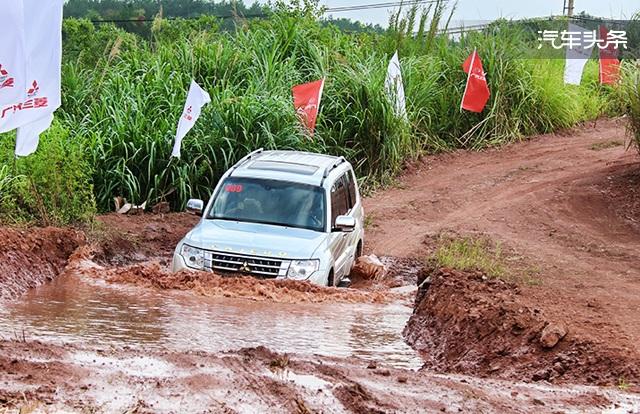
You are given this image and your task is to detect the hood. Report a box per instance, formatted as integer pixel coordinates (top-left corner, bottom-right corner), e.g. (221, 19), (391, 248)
(184, 219), (326, 260)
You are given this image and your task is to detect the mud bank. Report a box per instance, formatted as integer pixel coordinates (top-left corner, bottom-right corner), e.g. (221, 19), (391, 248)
(77, 260), (393, 304)
(404, 268), (640, 387)
(90, 213), (198, 266)
(0, 227), (83, 300)
(1, 339), (638, 413)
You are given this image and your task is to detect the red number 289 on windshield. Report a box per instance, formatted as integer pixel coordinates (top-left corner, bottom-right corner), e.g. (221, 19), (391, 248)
(225, 184), (243, 193)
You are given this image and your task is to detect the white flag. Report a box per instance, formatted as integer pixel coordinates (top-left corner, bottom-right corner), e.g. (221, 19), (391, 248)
(385, 51), (407, 119)
(15, 113), (53, 157)
(0, 0), (26, 107)
(171, 80), (211, 158)
(0, 0), (63, 136)
(564, 23), (594, 85)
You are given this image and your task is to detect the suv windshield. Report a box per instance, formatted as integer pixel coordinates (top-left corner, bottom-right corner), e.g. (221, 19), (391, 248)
(208, 177), (326, 232)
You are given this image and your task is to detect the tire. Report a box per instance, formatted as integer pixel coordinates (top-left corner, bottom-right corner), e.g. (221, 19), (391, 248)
(327, 269), (334, 287)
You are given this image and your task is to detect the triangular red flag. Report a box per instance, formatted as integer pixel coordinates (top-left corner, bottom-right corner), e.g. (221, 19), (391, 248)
(599, 26), (621, 85)
(461, 50), (490, 113)
(292, 78), (325, 136)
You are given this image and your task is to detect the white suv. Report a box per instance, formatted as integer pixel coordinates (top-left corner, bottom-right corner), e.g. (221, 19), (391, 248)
(172, 149), (365, 286)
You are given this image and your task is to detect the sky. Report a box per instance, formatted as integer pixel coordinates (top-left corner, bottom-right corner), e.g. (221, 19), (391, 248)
(287, 0), (640, 27)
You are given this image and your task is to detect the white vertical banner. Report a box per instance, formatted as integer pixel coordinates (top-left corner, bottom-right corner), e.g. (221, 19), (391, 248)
(564, 23), (594, 86)
(171, 80), (211, 158)
(15, 113), (53, 157)
(385, 51), (407, 120)
(0, 0), (27, 107)
(0, 0), (63, 143)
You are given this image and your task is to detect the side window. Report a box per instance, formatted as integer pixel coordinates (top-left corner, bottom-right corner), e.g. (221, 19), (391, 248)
(345, 170), (357, 210)
(330, 176), (349, 227)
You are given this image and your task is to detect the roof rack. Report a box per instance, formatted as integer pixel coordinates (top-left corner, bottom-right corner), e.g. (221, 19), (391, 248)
(230, 148), (264, 172)
(320, 156), (346, 186)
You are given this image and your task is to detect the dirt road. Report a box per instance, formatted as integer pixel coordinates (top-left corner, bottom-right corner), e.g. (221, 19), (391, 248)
(1, 119), (640, 412)
(365, 118), (640, 371)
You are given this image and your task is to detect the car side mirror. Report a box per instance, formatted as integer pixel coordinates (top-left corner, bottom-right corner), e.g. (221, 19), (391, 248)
(186, 199), (204, 216)
(335, 215), (356, 232)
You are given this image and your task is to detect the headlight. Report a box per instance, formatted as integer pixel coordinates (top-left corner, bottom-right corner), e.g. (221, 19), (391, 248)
(287, 260), (320, 280)
(180, 244), (205, 270)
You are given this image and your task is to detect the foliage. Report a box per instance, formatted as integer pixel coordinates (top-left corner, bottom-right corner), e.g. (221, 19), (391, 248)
(0, 1), (633, 223)
(620, 61), (640, 153)
(0, 124), (96, 225)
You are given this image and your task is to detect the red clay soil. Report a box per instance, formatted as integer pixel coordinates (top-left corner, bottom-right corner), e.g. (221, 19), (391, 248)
(0, 227), (83, 300)
(91, 212), (199, 266)
(75, 260), (392, 304)
(364, 118), (640, 386)
(1, 339), (637, 413)
(404, 268), (640, 387)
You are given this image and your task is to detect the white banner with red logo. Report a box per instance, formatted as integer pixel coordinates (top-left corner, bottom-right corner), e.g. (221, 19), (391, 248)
(171, 80), (211, 158)
(461, 49), (490, 113)
(0, 0), (63, 159)
(292, 78), (325, 136)
(0, 0), (26, 108)
(15, 113), (53, 156)
(385, 51), (407, 120)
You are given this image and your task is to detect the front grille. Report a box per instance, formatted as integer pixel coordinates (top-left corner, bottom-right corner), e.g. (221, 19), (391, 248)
(204, 251), (290, 278)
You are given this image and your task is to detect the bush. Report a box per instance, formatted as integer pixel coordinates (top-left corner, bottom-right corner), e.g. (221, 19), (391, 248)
(0, 123), (96, 225)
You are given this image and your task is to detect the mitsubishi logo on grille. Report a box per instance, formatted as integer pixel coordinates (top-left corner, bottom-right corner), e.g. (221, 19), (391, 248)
(239, 261), (251, 273)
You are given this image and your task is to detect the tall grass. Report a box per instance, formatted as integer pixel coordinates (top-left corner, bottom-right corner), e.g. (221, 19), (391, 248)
(0, 7), (631, 222)
(621, 61), (640, 153)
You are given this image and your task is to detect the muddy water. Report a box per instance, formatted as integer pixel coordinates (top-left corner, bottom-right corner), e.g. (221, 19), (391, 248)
(0, 272), (422, 369)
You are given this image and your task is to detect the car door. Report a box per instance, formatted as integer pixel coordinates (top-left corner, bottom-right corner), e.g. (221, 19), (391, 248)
(343, 169), (362, 265)
(328, 174), (351, 281)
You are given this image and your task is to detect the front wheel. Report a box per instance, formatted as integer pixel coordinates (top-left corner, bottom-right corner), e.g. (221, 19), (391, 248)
(327, 269), (334, 287)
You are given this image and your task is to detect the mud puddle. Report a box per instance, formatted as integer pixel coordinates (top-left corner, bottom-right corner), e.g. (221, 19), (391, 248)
(0, 271), (422, 369)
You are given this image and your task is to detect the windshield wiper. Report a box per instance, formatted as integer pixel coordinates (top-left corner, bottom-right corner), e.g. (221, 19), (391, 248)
(210, 216), (319, 231)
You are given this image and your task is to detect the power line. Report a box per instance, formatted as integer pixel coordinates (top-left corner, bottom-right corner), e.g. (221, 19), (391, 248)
(327, 0), (443, 13)
(87, 0), (446, 24)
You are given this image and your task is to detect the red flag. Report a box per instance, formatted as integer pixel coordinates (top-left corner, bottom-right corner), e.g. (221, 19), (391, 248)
(599, 26), (621, 85)
(292, 78), (325, 136)
(461, 50), (490, 113)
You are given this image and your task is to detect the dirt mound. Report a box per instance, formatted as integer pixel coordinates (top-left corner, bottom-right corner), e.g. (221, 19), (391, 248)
(0, 227), (83, 299)
(82, 261), (391, 304)
(90, 213), (198, 266)
(404, 268), (640, 386)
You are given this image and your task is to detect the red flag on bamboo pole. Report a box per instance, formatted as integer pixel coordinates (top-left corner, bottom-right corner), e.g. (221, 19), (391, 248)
(292, 78), (325, 136)
(461, 49), (490, 113)
(599, 26), (621, 85)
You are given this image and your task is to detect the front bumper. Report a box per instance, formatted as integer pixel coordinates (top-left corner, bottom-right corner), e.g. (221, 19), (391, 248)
(172, 250), (329, 286)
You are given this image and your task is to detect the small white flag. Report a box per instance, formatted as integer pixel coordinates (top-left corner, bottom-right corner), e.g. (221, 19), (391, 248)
(385, 51), (407, 119)
(0, 0), (26, 107)
(15, 113), (53, 157)
(171, 80), (211, 158)
(564, 23), (594, 86)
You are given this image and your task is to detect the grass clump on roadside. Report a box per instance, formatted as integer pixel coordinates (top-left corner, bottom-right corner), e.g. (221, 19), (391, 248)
(590, 140), (624, 151)
(427, 234), (544, 285)
(429, 236), (506, 279)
